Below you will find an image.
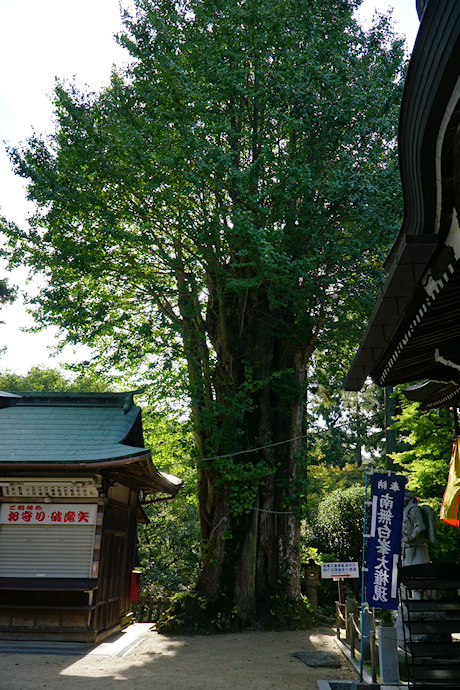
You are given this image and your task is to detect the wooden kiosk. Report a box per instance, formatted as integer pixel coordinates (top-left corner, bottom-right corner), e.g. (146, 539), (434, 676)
(0, 390), (182, 642)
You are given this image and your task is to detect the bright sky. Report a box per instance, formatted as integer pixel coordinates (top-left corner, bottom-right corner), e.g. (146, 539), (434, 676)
(0, 0), (420, 375)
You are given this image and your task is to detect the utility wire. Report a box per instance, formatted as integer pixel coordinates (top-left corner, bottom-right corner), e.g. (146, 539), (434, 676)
(149, 408), (388, 467)
(195, 409), (387, 464)
(196, 434), (308, 464)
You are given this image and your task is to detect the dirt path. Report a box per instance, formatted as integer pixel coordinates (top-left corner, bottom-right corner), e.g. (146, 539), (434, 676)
(0, 624), (358, 690)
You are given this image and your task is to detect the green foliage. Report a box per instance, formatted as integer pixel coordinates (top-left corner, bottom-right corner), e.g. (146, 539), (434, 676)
(307, 378), (386, 470)
(388, 394), (460, 564)
(0, 278), (15, 308)
(1, 0), (406, 387)
(138, 495), (201, 596)
(305, 462), (365, 517)
(390, 396), (455, 499)
(0, 278), (16, 356)
(158, 588), (314, 634)
(214, 455), (273, 517)
(157, 592), (241, 634)
(308, 484), (365, 562)
(137, 410), (201, 596)
(0, 365), (112, 392)
(267, 592), (315, 631)
(423, 497), (460, 564)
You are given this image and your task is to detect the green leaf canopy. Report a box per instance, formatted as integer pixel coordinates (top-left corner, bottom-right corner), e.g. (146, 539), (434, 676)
(4, 0), (405, 378)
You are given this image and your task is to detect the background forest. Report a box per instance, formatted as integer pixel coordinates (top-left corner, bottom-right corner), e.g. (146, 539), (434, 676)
(1, 0), (458, 630)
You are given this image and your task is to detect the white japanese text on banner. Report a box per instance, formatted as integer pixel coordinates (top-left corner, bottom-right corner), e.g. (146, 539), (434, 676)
(366, 473), (407, 610)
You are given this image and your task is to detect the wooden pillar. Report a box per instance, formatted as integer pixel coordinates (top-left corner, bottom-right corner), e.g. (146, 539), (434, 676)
(454, 407), (460, 437)
(385, 386), (396, 470)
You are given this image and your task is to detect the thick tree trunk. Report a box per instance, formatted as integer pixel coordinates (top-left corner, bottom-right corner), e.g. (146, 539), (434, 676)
(190, 296), (311, 629)
(254, 340), (308, 617)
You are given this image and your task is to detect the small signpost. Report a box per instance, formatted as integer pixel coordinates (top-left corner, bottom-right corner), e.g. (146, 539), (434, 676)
(321, 562), (360, 610)
(321, 562), (359, 580)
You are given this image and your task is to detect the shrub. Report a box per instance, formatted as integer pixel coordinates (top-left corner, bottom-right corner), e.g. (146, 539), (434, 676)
(308, 484), (365, 563)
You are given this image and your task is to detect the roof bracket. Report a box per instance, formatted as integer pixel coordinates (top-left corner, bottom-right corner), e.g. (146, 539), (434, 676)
(435, 348), (460, 372)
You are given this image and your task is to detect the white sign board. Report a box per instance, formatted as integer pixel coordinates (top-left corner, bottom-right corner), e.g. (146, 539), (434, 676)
(0, 503), (97, 525)
(321, 562), (359, 579)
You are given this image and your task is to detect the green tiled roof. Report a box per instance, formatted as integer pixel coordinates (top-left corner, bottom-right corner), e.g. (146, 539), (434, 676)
(0, 392), (149, 464)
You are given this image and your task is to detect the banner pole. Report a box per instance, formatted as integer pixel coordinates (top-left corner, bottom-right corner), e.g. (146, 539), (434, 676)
(360, 466), (371, 682)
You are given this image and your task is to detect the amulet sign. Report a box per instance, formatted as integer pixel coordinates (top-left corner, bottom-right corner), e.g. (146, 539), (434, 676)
(0, 503), (97, 525)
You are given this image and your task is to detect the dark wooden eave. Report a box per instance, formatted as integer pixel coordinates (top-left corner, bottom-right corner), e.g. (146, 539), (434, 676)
(346, 0), (460, 392)
(0, 391), (21, 409)
(402, 380), (460, 410)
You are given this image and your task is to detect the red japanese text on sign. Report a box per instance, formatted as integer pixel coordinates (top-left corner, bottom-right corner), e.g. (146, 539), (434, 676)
(1, 503), (97, 525)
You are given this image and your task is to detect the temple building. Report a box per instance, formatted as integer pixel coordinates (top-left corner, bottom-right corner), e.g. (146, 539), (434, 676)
(346, 2), (460, 684)
(346, 0), (460, 397)
(0, 390), (182, 642)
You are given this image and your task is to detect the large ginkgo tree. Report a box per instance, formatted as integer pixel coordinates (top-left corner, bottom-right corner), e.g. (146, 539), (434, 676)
(2, 0), (406, 628)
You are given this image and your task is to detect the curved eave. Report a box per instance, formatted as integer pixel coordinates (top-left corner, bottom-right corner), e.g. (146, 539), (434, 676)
(0, 453), (183, 497)
(345, 235), (437, 390)
(403, 380), (460, 410)
(0, 392), (21, 409)
(388, 0), (460, 259)
(346, 0), (460, 391)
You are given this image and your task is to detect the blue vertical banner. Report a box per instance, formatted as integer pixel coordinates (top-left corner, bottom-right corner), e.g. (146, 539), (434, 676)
(366, 472), (407, 610)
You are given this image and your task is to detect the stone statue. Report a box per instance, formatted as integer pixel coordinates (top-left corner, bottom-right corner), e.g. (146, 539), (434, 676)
(397, 492), (441, 648)
(401, 491), (436, 567)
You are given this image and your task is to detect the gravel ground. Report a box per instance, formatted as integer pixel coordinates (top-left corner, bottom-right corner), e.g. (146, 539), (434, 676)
(0, 624), (358, 690)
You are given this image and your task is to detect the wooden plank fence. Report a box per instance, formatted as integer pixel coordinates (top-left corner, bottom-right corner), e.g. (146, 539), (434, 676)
(132, 596), (171, 623)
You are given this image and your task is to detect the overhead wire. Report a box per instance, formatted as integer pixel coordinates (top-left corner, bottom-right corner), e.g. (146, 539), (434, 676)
(195, 408), (387, 464)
